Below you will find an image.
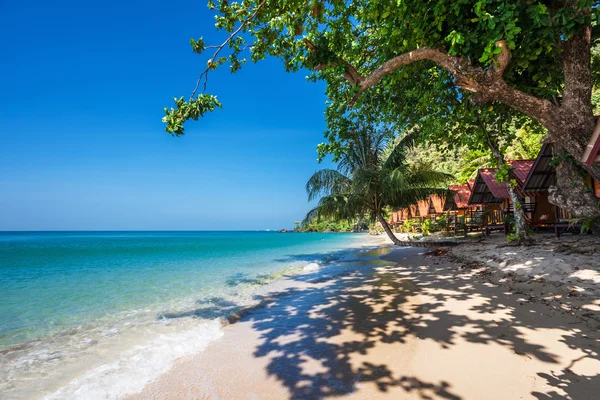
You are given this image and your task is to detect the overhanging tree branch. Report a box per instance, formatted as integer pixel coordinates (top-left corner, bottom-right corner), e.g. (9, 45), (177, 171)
(307, 40), (560, 132)
(189, 1), (266, 100)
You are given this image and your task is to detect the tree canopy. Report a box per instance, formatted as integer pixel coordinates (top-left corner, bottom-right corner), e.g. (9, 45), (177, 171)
(163, 0), (600, 218)
(164, 1), (597, 140)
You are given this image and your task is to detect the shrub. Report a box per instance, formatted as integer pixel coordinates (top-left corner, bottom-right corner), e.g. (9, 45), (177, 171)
(401, 219), (414, 233)
(421, 219), (433, 236)
(436, 214), (449, 232)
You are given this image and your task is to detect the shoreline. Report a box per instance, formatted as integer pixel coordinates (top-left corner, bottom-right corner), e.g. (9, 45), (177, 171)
(1, 232), (381, 400)
(127, 242), (600, 399)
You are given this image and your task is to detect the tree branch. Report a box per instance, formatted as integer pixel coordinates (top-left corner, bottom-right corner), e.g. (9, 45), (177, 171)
(303, 39), (362, 85)
(306, 40), (560, 131)
(189, 1), (265, 100)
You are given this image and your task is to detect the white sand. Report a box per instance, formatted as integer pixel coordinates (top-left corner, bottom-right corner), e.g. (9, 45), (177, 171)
(448, 234), (600, 297)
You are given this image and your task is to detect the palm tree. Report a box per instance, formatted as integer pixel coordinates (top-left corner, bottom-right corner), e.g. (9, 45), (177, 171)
(304, 128), (452, 245)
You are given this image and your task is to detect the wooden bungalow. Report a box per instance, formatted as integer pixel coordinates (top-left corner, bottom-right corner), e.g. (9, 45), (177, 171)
(418, 199), (434, 220)
(443, 182), (482, 231)
(582, 116), (600, 166)
(409, 204), (420, 220)
(468, 160), (535, 232)
(390, 209), (408, 227)
(430, 195), (445, 216)
(521, 144), (561, 227)
(445, 182), (476, 214)
(523, 143), (600, 235)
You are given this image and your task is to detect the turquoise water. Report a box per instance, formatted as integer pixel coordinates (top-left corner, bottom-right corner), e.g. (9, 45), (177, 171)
(0, 231), (370, 399)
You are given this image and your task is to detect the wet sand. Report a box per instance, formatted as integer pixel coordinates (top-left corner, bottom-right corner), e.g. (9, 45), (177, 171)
(129, 246), (600, 399)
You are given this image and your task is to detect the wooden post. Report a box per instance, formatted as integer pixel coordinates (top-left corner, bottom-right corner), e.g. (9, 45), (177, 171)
(554, 205), (560, 238)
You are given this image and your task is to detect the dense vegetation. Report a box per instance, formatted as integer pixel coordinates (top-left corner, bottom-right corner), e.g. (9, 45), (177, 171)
(163, 0), (600, 236)
(405, 125), (545, 184)
(294, 218), (366, 233)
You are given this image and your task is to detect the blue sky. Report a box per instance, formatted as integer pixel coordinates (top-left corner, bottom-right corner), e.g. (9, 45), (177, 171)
(0, 0), (333, 230)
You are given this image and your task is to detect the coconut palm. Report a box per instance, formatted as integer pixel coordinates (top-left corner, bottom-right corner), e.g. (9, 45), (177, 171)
(304, 128), (452, 245)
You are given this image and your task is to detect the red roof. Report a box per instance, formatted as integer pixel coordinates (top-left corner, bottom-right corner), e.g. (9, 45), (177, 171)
(476, 160), (535, 200)
(478, 169), (508, 199)
(583, 116), (600, 166)
(431, 195), (445, 213)
(510, 160), (535, 183)
(417, 200), (430, 216)
(448, 184), (472, 209)
(409, 204), (419, 217)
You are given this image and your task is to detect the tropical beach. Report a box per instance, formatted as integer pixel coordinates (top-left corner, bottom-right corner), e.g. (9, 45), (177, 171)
(3, 0), (600, 399)
(3, 230), (598, 399)
(128, 241), (600, 400)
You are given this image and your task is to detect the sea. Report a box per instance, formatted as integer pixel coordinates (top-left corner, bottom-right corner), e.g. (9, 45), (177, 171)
(0, 231), (379, 399)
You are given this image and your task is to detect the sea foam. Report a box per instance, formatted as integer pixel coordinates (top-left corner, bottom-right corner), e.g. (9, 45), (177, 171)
(303, 262), (321, 272)
(44, 319), (223, 400)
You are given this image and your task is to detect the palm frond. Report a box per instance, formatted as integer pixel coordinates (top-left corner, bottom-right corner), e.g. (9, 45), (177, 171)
(385, 187), (452, 209)
(302, 194), (366, 226)
(305, 169), (351, 202)
(403, 166), (454, 187)
(381, 128), (420, 171)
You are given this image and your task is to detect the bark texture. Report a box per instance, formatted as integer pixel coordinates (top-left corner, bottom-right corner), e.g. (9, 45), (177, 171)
(506, 185), (532, 243)
(548, 160), (600, 219)
(486, 138), (531, 242)
(376, 211), (402, 246)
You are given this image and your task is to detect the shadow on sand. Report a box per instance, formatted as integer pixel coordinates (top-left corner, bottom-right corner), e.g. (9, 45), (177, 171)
(233, 247), (600, 399)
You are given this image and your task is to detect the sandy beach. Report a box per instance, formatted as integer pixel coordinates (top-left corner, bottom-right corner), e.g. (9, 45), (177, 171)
(127, 244), (600, 400)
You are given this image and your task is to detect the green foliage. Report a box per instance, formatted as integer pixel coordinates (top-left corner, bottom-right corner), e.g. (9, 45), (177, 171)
(405, 143), (485, 184)
(163, 0), (596, 138)
(504, 126), (544, 160)
(163, 95), (222, 136)
(403, 101), (544, 187)
(592, 39), (600, 114)
(494, 163), (512, 184)
(436, 214), (449, 232)
(421, 219), (433, 237)
(569, 202), (600, 233)
(399, 219), (416, 233)
(299, 217), (356, 232)
(506, 232), (520, 243)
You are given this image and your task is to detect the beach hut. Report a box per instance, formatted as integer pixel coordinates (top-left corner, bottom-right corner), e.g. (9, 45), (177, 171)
(443, 182), (481, 231)
(521, 144), (562, 228)
(468, 160), (535, 232)
(523, 143), (600, 236)
(582, 117), (600, 166)
(390, 208), (413, 230)
(445, 182), (476, 213)
(390, 209), (404, 227)
(430, 195), (445, 216)
(418, 199), (433, 220)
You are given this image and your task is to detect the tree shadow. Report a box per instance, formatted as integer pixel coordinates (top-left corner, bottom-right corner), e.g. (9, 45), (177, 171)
(236, 247), (600, 399)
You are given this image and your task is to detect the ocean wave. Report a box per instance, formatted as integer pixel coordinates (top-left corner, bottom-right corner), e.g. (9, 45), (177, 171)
(44, 319), (223, 400)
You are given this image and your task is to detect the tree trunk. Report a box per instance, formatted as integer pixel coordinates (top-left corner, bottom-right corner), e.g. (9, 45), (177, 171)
(376, 211), (402, 245)
(481, 119), (532, 242)
(546, 131), (600, 218)
(506, 184), (531, 243)
(548, 158), (600, 218)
